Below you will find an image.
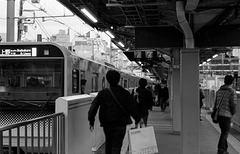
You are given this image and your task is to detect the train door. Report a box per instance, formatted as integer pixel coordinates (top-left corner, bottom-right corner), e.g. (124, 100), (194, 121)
(91, 73), (98, 92)
(72, 69), (79, 93)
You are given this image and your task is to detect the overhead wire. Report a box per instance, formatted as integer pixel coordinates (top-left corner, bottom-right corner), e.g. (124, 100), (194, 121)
(20, 0), (111, 58)
(24, 0), (88, 36)
(35, 18), (53, 41)
(27, 24), (39, 40)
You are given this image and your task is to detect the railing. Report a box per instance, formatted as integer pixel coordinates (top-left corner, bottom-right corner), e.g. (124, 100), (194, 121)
(0, 112), (64, 154)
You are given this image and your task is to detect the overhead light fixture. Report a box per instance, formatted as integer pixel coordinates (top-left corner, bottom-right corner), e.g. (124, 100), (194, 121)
(81, 8), (98, 23)
(202, 62), (206, 65)
(207, 58), (211, 62)
(212, 54), (218, 58)
(118, 42), (124, 47)
(105, 30), (115, 39)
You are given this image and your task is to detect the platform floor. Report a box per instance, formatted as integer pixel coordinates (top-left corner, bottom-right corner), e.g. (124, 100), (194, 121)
(95, 106), (240, 154)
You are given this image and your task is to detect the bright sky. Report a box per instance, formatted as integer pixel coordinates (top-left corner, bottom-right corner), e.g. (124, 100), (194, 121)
(0, 0), (110, 42)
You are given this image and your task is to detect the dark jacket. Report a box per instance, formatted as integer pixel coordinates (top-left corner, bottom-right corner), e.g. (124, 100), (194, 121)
(155, 84), (162, 99)
(135, 87), (153, 116)
(161, 86), (169, 103)
(88, 85), (141, 127)
(200, 89), (205, 108)
(214, 85), (237, 118)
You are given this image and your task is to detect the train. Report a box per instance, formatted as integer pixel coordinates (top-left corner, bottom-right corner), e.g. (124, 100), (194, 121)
(0, 42), (154, 126)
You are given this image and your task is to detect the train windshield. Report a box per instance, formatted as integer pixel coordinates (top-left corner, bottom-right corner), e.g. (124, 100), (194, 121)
(0, 59), (63, 108)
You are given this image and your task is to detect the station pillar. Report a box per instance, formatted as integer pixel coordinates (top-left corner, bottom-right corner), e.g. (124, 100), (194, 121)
(180, 48), (200, 154)
(7, 0), (15, 42)
(172, 49), (181, 134)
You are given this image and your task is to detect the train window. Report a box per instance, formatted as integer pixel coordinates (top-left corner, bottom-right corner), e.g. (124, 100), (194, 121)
(102, 77), (105, 89)
(0, 59), (63, 103)
(72, 69), (79, 93)
(124, 79), (127, 88)
(0, 59), (62, 87)
(80, 71), (85, 80)
(26, 76), (52, 87)
(91, 73), (98, 92)
(9, 76), (20, 87)
(81, 79), (87, 94)
(235, 77), (240, 91)
(80, 71), (86, 94)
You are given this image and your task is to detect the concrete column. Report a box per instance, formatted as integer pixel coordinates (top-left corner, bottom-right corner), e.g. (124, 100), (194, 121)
(7, 0), (15, 42)
(172, 68), (181, 133)
(180, 48), (200, 154)
(168, 65), (173, 118)
(172, 49), (181, 134)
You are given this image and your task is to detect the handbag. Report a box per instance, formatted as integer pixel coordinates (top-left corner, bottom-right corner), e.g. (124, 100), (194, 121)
(129, 126), (158, 154)
(211, 90), (226, 124)
(108, 88), (132, 124)
(211, 108), (219, 123)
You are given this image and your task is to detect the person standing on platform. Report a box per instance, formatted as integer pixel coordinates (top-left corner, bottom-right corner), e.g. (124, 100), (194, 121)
(88, 70), (143, 154)
(159, 79), (169, 112)
(199, 84), (205, 121)
(155, 82), (162, 107)
(132, 78), (153, 126)
(146, 85), (154, 110)
(80, 79), (87, 94)
(213, 75), (237, 154)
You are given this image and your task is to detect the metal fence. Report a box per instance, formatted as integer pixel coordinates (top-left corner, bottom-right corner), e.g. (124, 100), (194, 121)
(0, 112), (64, 154)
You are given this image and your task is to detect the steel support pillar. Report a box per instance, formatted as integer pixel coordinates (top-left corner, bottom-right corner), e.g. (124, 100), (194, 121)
(180, 48), (200, 154)
(7, 0), (15, 42)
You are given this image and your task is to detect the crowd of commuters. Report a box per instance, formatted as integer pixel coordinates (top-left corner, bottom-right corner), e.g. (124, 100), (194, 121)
(88, 70), (143, 154)
(154, 79), (169, 112)
(88, 68), (238, 154)
(88, 69), (170, 154)
(132, 78), (153, 126)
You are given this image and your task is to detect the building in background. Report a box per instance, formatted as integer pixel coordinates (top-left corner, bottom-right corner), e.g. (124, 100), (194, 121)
(0, 33), (6, 42)
(71, 34), (107, 63)
(51, 29), (72, 49)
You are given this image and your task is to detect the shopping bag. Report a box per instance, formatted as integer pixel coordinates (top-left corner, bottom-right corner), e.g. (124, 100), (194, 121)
(121, 117), (136, 154)
(129, 126), (158, 154)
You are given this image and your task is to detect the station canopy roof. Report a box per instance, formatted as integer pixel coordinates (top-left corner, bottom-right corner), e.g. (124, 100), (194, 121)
(57, 0), (240, 79)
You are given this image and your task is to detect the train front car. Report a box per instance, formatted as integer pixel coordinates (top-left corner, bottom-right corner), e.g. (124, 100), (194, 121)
(0, 42), (66, 126)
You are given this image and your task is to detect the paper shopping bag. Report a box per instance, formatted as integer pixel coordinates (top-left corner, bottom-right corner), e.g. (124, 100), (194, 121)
(129, 126), (158, 154)
(121, 117), (136, 154)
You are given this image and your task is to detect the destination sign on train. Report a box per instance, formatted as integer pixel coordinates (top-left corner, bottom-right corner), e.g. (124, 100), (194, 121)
(0, 48), (37, 57)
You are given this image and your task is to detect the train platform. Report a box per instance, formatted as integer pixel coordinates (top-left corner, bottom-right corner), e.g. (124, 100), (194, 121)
(94, 106), (240, 154)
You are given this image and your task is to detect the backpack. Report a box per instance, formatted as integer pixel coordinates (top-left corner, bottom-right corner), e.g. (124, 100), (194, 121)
(132, 88), (139, 104)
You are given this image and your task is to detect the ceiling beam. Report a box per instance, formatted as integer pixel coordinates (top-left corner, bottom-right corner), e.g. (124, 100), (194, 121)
(195, 8), (235, 34)
(196, 5), (240, 11)
(195, 25), (240, 47)
(185, 0), (200, 11)
(106, 2), (167, 7)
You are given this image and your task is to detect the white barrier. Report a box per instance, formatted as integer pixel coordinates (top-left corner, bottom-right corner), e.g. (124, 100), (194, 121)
(55, 94), (105, 154)
(232, 92), (240, 127)
(90, 92), (105, 151)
